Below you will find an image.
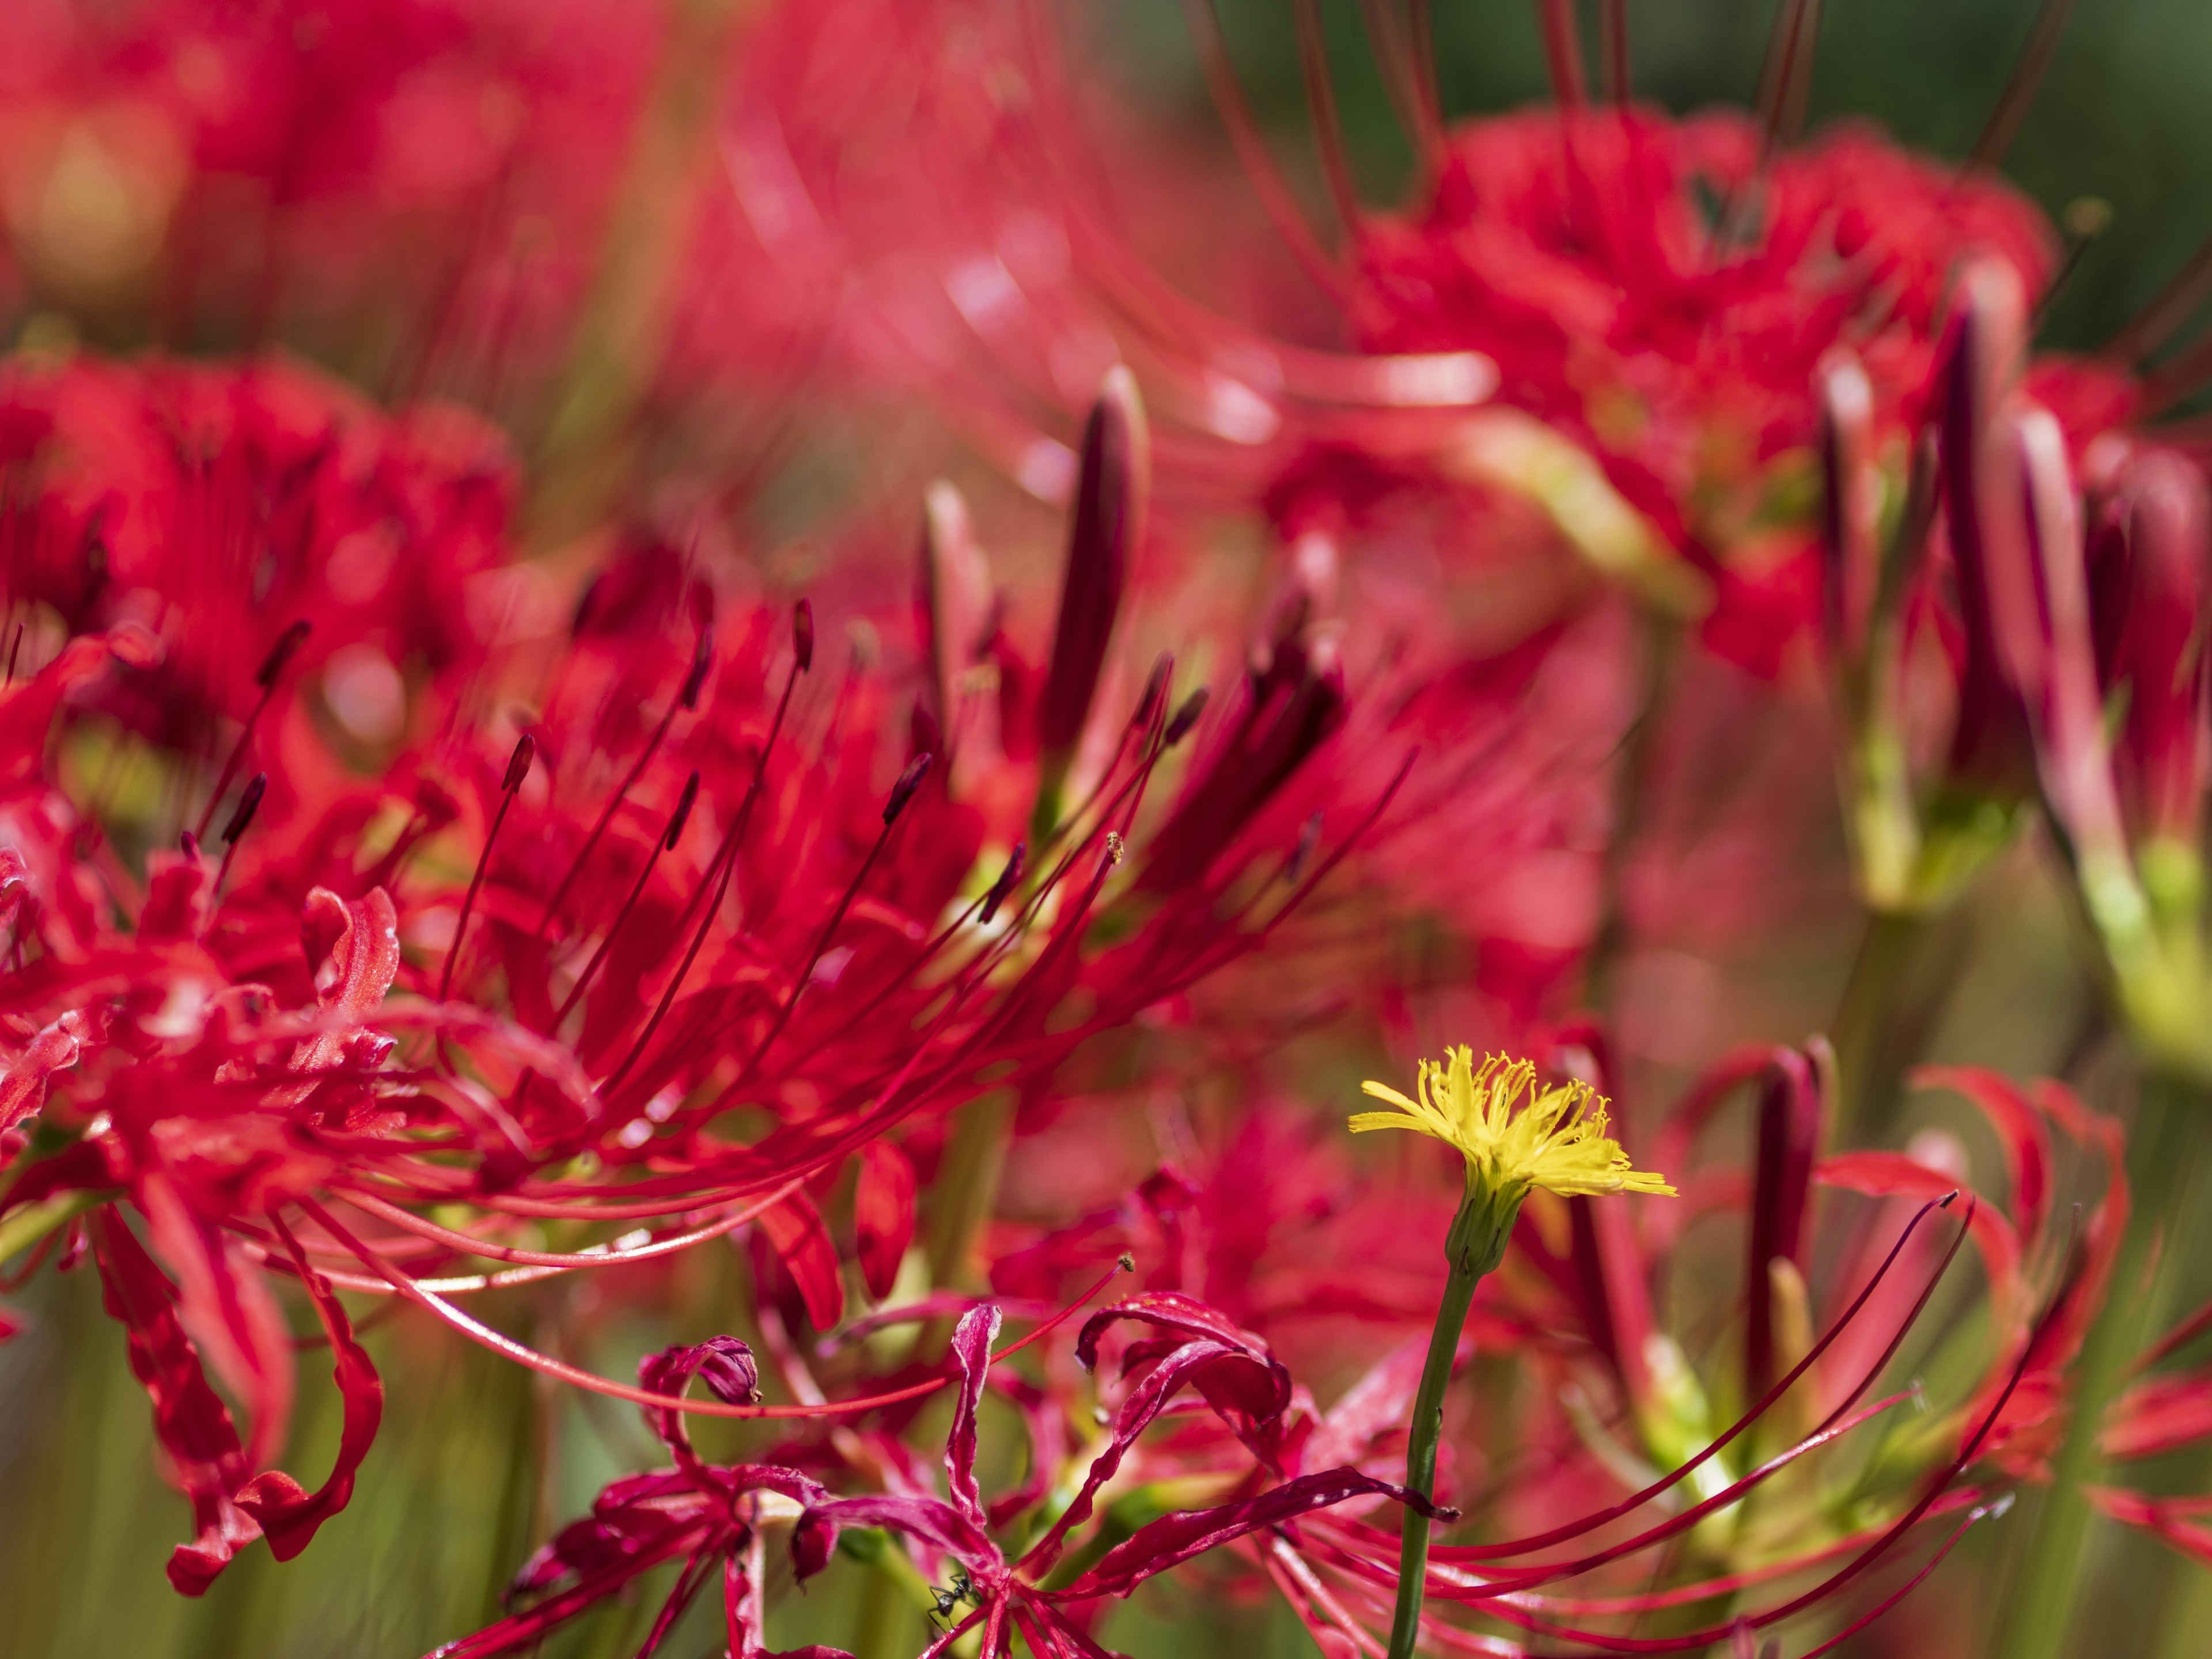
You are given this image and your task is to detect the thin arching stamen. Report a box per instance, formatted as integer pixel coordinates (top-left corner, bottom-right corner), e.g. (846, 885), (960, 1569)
(195, 619), (308, 838)
(438, 734), (533, 1006)
(535, 627), (712, 941)
(738, 753), (934, 1080)
(599, 609), (810, 1098)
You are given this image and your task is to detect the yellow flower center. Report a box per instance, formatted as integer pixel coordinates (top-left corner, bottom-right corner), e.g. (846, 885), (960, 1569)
(1351, 1047), (1675, 1200)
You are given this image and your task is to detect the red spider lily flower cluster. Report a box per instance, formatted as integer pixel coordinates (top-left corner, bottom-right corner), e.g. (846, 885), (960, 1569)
(0, 354), (1414, 1599)
(430, 1295), (1449, 1659)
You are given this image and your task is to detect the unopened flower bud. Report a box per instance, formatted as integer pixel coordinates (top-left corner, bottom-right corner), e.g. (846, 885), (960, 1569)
(1037, 368), (1148, 764)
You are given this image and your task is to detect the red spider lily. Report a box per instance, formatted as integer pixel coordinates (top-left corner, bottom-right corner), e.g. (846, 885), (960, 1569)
(961, 1031), (2212, 1655)
(432, 1294), (1448, 1659)
(0, 354), (510, 757)
(0, 357), (1423, 1597)
(0, 0), (662, 388)
(718, 0), (2142, 673)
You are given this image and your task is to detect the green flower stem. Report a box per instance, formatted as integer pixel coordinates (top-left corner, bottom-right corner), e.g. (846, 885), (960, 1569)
(1387, 1178), (1522, 1659)
(1827, 907), (1929, 1143)
(0, 1188), (114, 1266)
(1991, 1075), (2208, 1659)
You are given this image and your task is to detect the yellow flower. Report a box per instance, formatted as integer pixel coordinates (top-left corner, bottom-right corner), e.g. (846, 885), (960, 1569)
(1351, 1047), (1675, 1200)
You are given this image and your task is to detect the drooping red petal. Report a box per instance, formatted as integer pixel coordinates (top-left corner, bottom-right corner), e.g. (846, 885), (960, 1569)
(88, 1207), (262, 1596)
(135, 1170), (296, 1473)
(946, 1302), (1001, 1530)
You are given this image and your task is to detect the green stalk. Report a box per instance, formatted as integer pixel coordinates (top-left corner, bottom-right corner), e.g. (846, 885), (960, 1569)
(1825, 907), (1927, 1143)
(1991, 1075), (2207, 1659)
(1387, 1179), (1522, 1659)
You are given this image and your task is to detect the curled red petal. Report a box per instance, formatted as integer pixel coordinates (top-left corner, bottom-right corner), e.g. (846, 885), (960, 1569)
(236, 1214), (385, 1559)
(1050, 1468), (1448, 1602)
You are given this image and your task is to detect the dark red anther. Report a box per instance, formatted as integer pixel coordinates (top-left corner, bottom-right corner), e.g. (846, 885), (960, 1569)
(1132, 653), (1172, 733)
(502, 733), (536, 793)
(5, 623), (22, 683)
(665, 770), (701, 851)
(1164, 687), (1210, 747)
(1141, 653), (1343, 895)
(1037, 369), (1147, 763)
(220, 774), (267, 844)
(884, 753), (933, 825)
(679, 629), (713, 710)
(254, 620), (312, 690)
(178, 830), (200, 861)
(979, 840), (1026, 925)
(793, 599), (816, 673)
(569, 572), (603, 637)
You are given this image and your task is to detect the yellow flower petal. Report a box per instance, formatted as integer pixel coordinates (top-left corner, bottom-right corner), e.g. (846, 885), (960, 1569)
(1348, 1046), (1674, 1202)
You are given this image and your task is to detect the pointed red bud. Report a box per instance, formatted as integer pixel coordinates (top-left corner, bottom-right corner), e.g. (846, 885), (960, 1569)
(2109, 453), (2211, 842)
(255, 620), (312, 690)
(665, 770), (700, 851)
(1037, 368), (1148, 762)
(2017, 406), (2127, 854)
(220, 774), (267, 845)
(1940, 258), (2036, 791)
(884, 752), (933, 825)
(502, 734), (535, 793)
(793, 599), (815, 673)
